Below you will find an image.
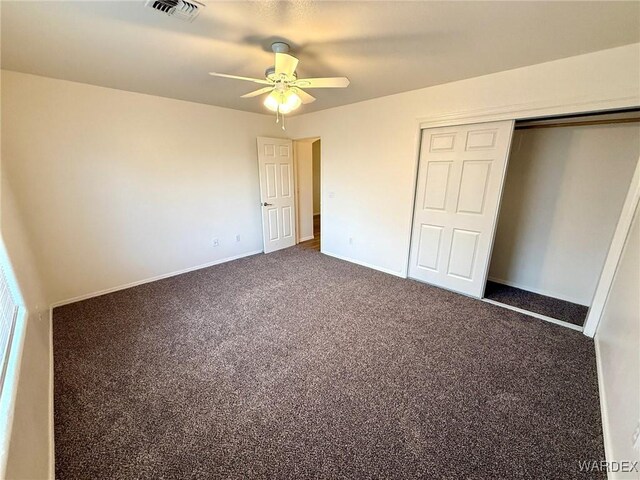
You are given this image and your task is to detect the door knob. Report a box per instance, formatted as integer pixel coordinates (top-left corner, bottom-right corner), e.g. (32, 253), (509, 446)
(262, 202), (273, 206)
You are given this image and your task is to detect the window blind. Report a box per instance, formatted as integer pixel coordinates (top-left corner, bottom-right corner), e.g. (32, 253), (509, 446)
(0, 265), (18, 396)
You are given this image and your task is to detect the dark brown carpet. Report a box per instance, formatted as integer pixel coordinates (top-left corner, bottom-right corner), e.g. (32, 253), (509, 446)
(54, 246), (604, 479)
(485, 281), (589, 326)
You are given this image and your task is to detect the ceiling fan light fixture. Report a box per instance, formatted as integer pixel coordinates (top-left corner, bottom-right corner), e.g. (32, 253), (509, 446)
(264, 91), (281, 112)
(280, 90), (302, 114)
(263, 89), (302, 114)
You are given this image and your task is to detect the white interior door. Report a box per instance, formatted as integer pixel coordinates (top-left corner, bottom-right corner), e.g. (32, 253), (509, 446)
(257, 137), (296, 253)
(408, 120), (515, 297)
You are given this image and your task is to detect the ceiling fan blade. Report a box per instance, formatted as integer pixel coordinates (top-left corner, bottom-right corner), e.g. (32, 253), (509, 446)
(293, 88), (316, 104)
(209, 72), (271, 85)
(241, 86), (273, 98)
(293, 77), (350, 89)
(275, 53), (299, 77)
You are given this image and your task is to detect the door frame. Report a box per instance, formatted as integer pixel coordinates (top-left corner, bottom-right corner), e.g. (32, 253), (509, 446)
(406, 93), (640, 338)
(292, 137), (321, 245)
(583, 156), (640, 336)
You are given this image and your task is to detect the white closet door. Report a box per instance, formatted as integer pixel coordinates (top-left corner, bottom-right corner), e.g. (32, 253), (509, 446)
(257, 137), (296, 254)
(408, 120), (515, 298)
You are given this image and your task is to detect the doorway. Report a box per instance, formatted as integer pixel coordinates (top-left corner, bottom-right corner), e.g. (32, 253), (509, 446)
(294, 138), (321, 252)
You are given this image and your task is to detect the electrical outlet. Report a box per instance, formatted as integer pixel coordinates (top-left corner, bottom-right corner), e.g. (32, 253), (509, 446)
(328, 191), (335, 198)
(212, 238), (219, 247)
(348, 237), (353, 245)
(633, 421), (640, 450)
(235, 235), (241, 242)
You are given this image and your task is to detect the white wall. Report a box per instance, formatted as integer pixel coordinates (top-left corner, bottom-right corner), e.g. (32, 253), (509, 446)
(489, 124), (640, 305)
(294, 140), (314, 241)
(5, 46), (638, 301)
(287, 44), (640, 277)
(1, 70), (280, 305)
(1, 153), (52, 477)
(4, 312), (51, 480)
(595, 202), (639, 477)
(312, 140), (321, 216)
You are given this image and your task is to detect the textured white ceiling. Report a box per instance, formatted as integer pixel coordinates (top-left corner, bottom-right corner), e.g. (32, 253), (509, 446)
(2, 1), (638, 115)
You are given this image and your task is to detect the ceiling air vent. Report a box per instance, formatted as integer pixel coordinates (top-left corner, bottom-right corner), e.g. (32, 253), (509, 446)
(145, 0), (204, 22)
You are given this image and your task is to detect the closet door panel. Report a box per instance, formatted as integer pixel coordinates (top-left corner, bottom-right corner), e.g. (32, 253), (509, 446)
(408, 120), (515, 298)
(416, 224), (444, 271)
(422, 161), (452, 210)
(457, 160), (492, 214)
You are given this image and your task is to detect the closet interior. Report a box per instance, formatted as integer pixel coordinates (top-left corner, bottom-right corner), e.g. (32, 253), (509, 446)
(485, 109), (640, 327)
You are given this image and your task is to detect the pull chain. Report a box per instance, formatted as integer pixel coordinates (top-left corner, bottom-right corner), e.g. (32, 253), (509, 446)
(274, 105), (286, 130)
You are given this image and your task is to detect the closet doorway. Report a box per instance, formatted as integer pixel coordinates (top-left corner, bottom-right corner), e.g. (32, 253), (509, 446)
(485, 111), (639, 328)
(408, 109), (640, 330)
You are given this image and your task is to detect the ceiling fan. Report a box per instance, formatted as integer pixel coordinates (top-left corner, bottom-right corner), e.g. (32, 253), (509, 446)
(209, 42), (350, 128)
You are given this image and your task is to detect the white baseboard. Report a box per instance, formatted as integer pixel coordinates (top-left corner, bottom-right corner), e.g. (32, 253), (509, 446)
(298, 235), (315, 242)
(321, 250), (404, 278)
(50, 250), (263, 308)
(487, 276), (588, 306)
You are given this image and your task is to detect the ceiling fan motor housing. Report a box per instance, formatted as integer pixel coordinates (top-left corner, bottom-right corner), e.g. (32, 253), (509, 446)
(265, 66), (297, 82)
